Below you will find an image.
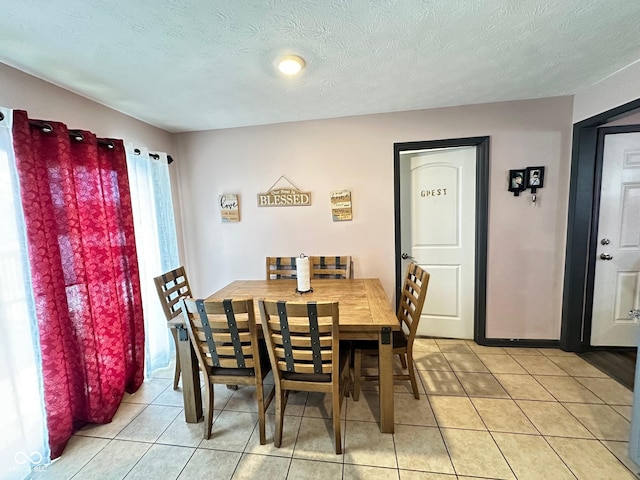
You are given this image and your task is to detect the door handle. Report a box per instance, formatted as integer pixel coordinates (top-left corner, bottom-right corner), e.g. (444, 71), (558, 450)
(600, 253), (613, 260)
(401, 253), (414, 260)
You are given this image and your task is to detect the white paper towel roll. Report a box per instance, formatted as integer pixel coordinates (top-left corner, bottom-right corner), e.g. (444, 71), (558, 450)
(296, 256), (311, 292)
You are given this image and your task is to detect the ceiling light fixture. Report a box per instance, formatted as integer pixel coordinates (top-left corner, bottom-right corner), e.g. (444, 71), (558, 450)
(278, 55), (305, 75)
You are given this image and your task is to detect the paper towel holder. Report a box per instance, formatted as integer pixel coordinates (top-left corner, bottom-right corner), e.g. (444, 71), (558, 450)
(296, 253), (313, 294)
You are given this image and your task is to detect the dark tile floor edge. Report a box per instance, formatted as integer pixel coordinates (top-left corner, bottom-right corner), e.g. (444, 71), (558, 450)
(578, 350), (636, 390)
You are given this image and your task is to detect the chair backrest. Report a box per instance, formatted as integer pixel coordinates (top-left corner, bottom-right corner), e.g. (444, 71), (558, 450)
(259, 300), (339, 377)
(181, 297), (264, 376)
(154, 266), (192, 321)
(266, 257), (298, 280)
(397, 263), (430, 343)
(310, 256), (352, 279)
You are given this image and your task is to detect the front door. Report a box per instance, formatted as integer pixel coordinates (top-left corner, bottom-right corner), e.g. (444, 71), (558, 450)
(397, 144), (478, 339)
(591, 131), (640, 346)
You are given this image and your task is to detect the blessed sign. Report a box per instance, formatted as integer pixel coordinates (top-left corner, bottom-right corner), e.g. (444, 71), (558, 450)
(257, 188), (311, 207)
(258, 176), (311, 207)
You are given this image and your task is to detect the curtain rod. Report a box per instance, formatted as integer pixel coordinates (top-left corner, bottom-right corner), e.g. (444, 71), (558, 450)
(133, 148), (174, 164)
(27, 121), (116, 149)
(69, 129), (115, 149)
(27, 120), (173, 161)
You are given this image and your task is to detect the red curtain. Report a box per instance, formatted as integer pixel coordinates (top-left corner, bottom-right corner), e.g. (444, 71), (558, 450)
(11, 111), (145, 459)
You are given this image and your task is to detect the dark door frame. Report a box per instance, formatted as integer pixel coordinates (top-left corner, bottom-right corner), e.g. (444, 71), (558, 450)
(394, 137), (490, 344)
(561, 98), (640, 351)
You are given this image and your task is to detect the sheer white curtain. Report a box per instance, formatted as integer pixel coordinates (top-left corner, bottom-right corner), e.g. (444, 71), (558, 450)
(0, 107), (49, 479)
(125, 145), (180, 375)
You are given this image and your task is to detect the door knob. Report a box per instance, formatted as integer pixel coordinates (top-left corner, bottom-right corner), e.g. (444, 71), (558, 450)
(401, 253), (414, 260)
(600, 253), (613, 260)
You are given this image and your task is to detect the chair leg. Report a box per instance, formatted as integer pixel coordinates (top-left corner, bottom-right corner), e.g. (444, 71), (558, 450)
(407, 352), (419, 399)
(353, 349), (361, 401)
(274, 386), (285, 448)
(332, 386), (342, 454)
(256, 382), (266, 445)
(204, 381), (214, 439)
(344, 342), (352, 397)
(171, 328), (181, 390)
(399, 352), (407, 369)
(342, 353), (352, 396)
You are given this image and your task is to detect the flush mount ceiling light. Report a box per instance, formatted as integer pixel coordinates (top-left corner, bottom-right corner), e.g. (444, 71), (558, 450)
(277, 55), (305, 75)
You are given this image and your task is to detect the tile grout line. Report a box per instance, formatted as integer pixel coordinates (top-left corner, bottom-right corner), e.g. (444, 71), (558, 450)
(58, 347), (637, 480)
(505, 351), (636, 478)
(422, 343), (475, 478)
(484, 349), (586, 480)
(462, 369), (520, 480)
(173, 446), (198, 480)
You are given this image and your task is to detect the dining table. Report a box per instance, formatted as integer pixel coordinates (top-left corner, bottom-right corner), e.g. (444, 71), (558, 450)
(169, 278), (400, 433)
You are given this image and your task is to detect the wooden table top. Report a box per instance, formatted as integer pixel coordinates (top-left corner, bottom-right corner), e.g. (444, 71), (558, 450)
(205, 278), (399, 334)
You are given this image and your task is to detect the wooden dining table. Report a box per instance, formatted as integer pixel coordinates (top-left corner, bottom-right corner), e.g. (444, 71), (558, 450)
(170, 278), (400, 433)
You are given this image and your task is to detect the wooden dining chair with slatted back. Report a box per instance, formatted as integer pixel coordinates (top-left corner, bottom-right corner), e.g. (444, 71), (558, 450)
(259, 300), (351, 454)
(310, 256), (353, 279)
(181, 297), (275, 442)
(154, 266), (193, 390)
(352, 263), (430, 400)
(266, 256), (298, 280)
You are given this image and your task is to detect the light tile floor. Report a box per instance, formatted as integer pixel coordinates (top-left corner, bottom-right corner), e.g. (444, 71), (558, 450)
(31, 339), (639, 479)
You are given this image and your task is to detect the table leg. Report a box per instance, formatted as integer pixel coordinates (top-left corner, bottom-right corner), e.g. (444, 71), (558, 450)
(378, 327), (394, 433)
(176, 325), (202, 423)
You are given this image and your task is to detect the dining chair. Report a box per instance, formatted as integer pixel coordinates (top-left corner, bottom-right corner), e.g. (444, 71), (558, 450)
(181, 297), (274, 442)
(154, 266), (192, 390)
(310, 255), (353, 279)
(259, 299), (350, 454)
(352, 262), (430, 400)
(266, 256), (298, 279)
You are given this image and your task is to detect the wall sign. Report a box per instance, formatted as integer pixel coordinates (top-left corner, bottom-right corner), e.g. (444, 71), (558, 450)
(331, 190), (352, 221)
(219, 194), (240, 222)
(420, 188), (448, 197)
(257, 175), (311, 207)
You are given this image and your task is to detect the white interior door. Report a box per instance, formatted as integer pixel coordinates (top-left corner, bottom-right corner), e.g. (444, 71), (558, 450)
(591, 132), (640, 346)
(400, 146), (476, 339)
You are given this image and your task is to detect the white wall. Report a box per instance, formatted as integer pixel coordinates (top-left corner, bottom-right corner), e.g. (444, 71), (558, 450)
(0, 62), (174, 152)
(0, 62), (185, 259)
(174, 96), (574, 340)
(0, 60), (576, 340)
(573, 61), (640, 123)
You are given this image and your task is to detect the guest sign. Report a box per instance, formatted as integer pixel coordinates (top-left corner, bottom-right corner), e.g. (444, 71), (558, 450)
(331, 190), (352, 221)
(219, 194), (240, 222)
(258, 175), (311, 207)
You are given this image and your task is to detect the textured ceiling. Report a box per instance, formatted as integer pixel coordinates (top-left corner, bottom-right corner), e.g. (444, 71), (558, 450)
(1, 0), (640, 133)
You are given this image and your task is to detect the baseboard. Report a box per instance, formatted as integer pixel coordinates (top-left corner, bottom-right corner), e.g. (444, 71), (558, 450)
(584, 345), (636, 352)
(418, 336), (562, 349)
(477, 338), (560, 348)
